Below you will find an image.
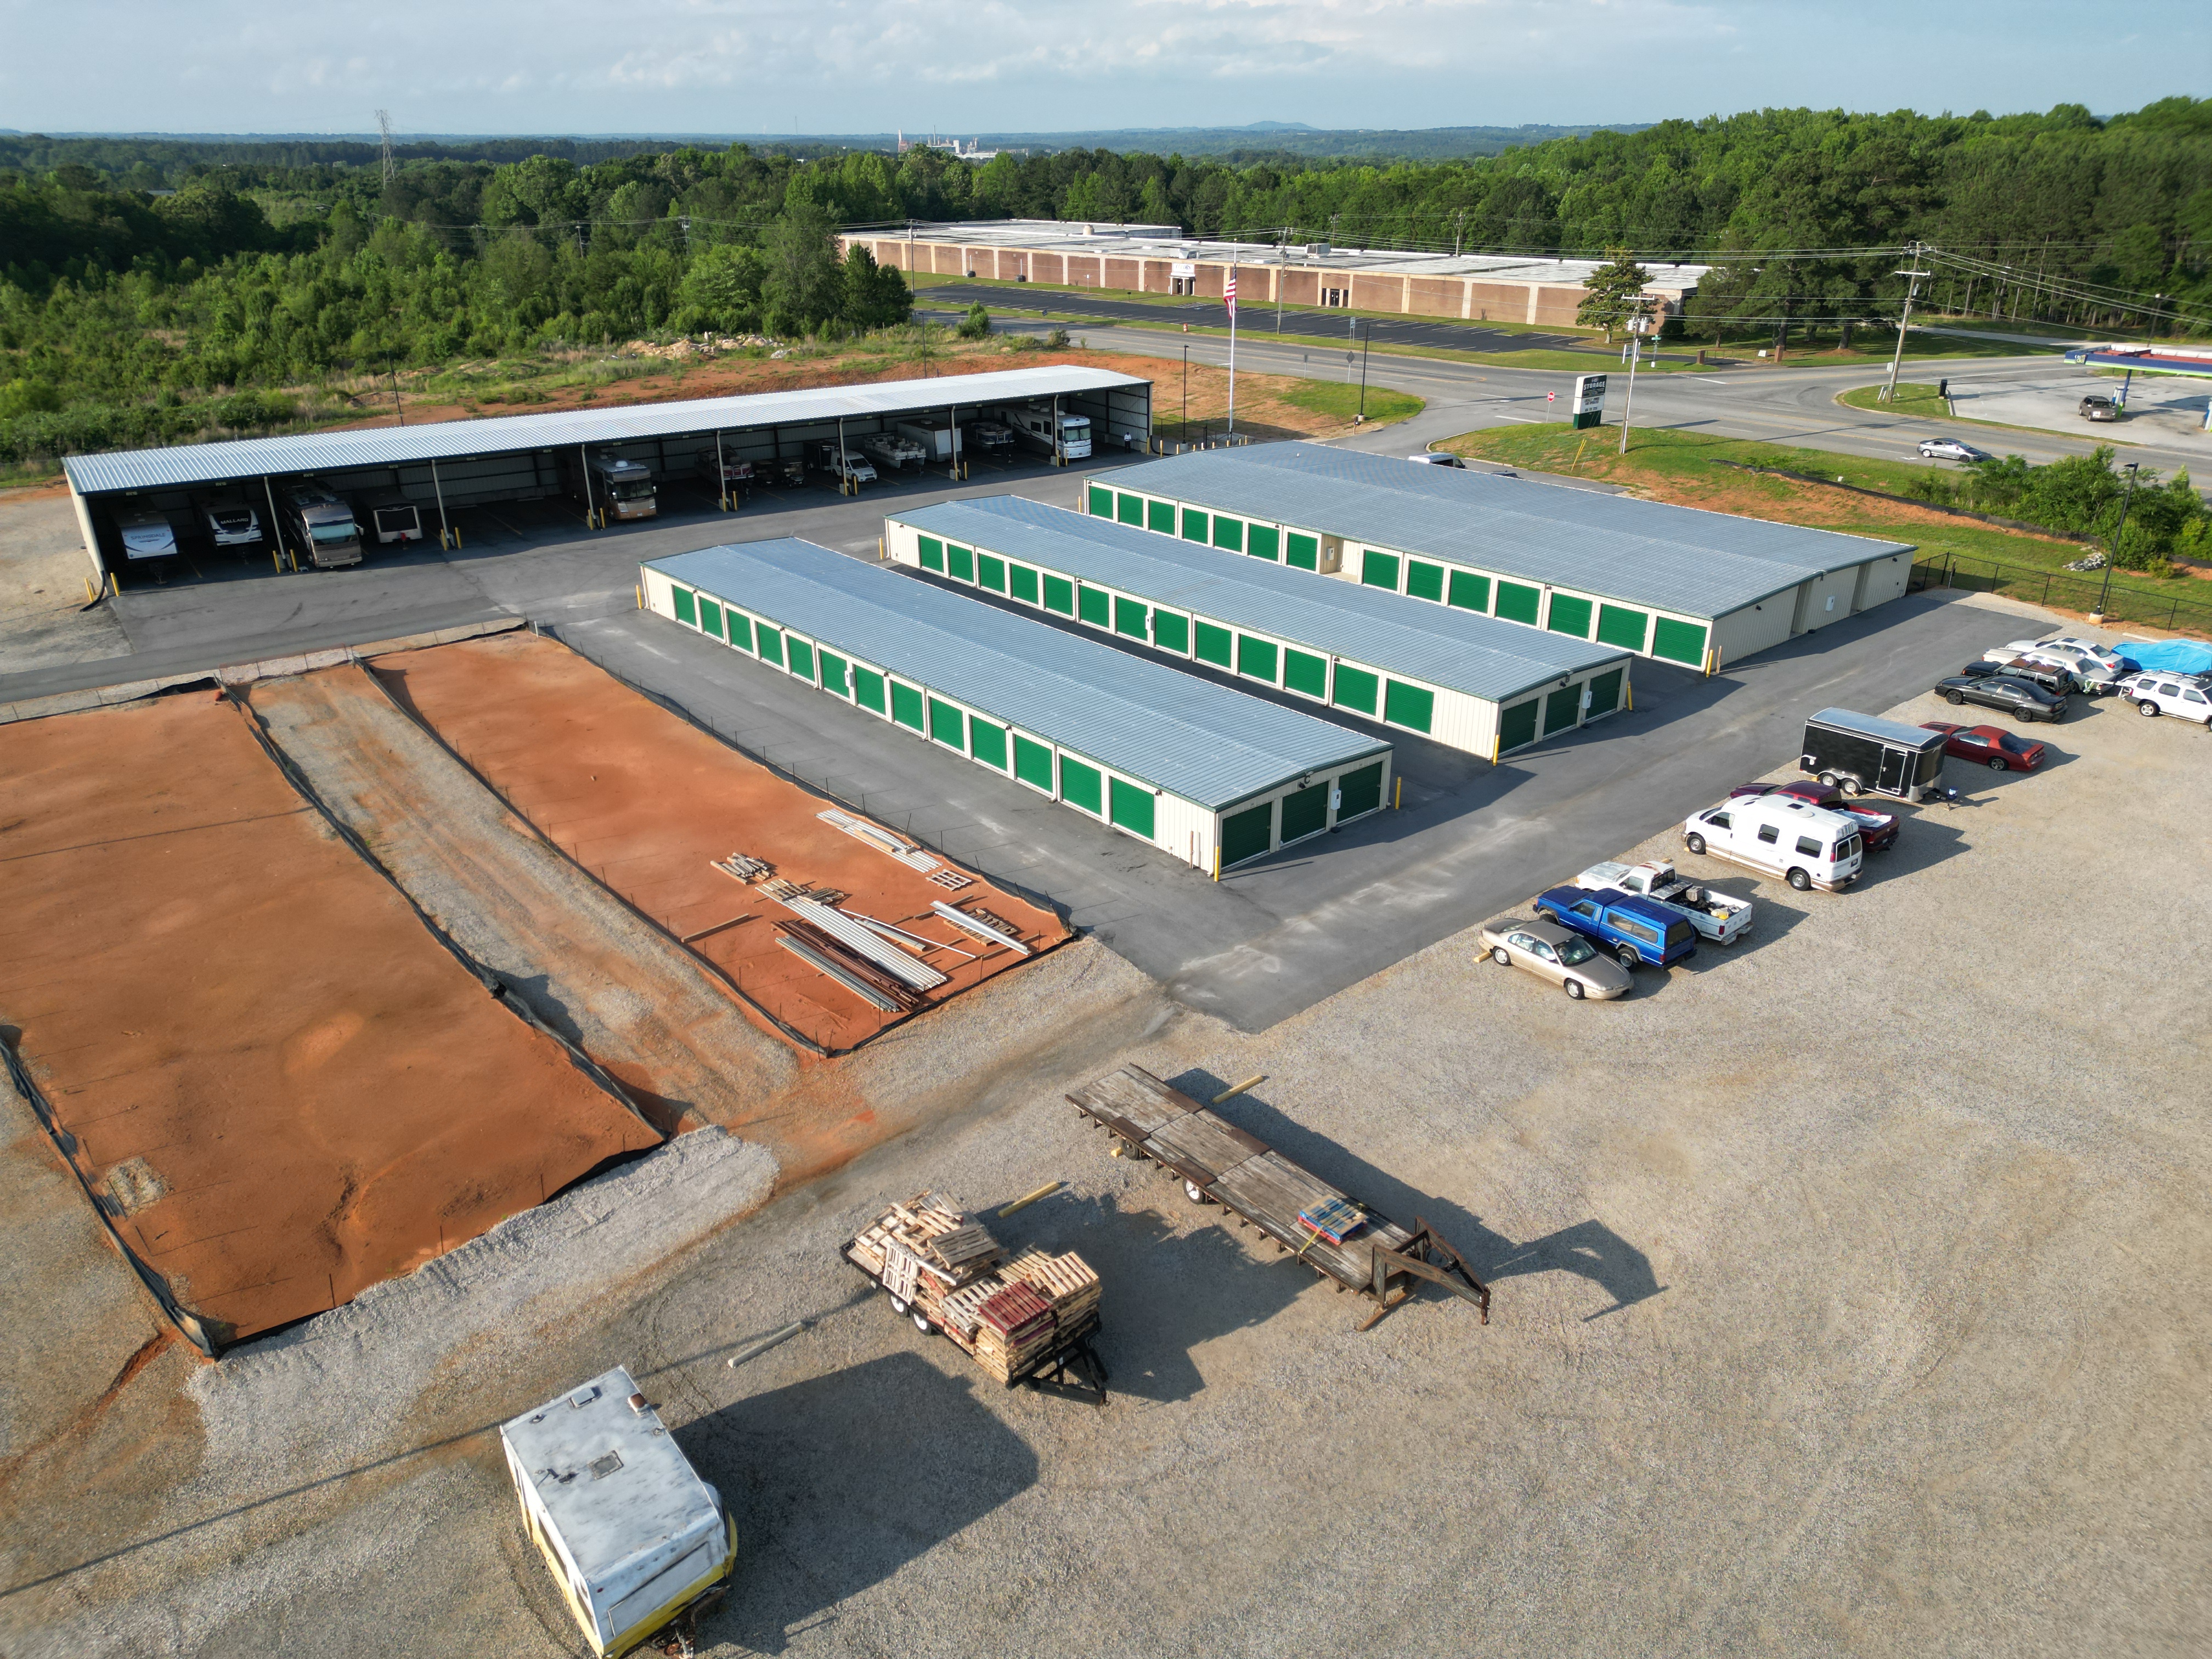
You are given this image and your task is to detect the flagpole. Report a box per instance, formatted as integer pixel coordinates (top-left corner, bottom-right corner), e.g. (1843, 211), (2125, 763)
(1226, 266), (1238, 437)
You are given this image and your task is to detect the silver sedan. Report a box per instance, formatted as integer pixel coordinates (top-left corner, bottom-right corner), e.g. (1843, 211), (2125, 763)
(1477, 917), (1634, 1001)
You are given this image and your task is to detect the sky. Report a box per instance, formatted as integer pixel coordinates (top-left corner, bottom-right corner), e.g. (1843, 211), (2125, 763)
(1, 0), (2202, 137)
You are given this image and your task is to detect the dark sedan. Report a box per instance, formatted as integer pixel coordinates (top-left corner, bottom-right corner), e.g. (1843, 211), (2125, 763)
(1729, 779), (1900, 850)
(1920, 721), (2046, 771)
(1935, 674), (2068, 722)
(1960, 656), (2077, 696)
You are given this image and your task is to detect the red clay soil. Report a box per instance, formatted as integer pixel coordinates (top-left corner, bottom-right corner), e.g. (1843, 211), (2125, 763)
(370, 630), (1068, 1054)
(0, 693), (656, 1348)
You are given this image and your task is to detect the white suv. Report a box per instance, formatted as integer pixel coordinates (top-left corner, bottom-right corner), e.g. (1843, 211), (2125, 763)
(2117, 673), (2212, 725)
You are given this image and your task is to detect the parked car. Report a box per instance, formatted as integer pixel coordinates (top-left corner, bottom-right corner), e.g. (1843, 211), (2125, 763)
(810, 442), (877, 486)
(1730, 781), (1899, 851)
(1683, 795), (1864, 892)
(1993, 641), (2120, 695)
(1960, 655), (2078, 697)
(2079, 393), (2120, 422)
(1917, 437), (1988, 462)
(2116, 672), (2212, 725)
(1920, 721), (2046, 771)
(1410, 452), (1468, 468)
(1476, 917), (1633, 1001)
(1573, 860), (1753, 947)
(2006, 636), (2124, 678)
(1534, 886), (1699, 971)
(1934, 673), (2068, 723)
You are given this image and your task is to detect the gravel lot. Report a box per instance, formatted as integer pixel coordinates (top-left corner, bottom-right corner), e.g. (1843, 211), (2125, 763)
(9, 602), (2204, 1657)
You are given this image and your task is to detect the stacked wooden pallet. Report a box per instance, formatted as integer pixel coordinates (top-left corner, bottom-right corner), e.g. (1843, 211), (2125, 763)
(970, 1282), (1058, 1381)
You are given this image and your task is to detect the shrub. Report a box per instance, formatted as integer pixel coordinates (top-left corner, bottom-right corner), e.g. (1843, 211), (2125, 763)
(956, 302), (991, 340)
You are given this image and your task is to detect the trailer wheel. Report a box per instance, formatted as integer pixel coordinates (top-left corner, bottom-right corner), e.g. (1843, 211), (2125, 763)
(1684, 833), (1707, 855)
(1839, 776), (1864, 797)
(888, 1295), (910, 1316)
(1184, 1179), (1209, 1204)
(911, 1311), (933, 1334)
(1816, 771), (1838, 788)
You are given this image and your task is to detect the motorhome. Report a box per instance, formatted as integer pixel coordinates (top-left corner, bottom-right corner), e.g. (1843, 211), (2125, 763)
(997, 404), (1092, 461)
(358, 492), (425, 545)
(112, 506), (179, 562)
(501, 1366), (736, 1657)
(572, 452), (659, 522)
(279, 482), (364, 569)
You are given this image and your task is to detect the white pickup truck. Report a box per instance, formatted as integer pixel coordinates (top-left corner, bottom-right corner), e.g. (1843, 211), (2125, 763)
(1576, 860), (1754, 946)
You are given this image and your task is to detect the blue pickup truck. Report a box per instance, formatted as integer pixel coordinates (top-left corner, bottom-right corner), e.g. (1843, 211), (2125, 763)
(1534, 886), (1700, 971)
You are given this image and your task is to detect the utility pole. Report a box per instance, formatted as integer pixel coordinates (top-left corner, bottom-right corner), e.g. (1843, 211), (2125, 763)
(1181, 343), (1189, 440)
(2094, 461), (2141, 620)
(1452, 208), (1468, 258)
(1225, 268), (1239, 437)
(376, 110), (397, 188)
(1276, 230), (1287, 335)
(1357, 320), (1372, 421)
(1880, 243), (1932, 404)
(1617, 311), (1651, 455)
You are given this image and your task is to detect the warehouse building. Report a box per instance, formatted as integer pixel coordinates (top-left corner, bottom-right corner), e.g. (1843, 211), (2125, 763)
(641, 538), (1393, 872)
(840, 221), (1706, 328)
(885, 495), (1633, 759)
(1088, 444), (1916, 672)
(58, 366), (1153, 586)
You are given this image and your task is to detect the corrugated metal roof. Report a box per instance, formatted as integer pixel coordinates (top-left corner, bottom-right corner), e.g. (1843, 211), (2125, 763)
(644, 539), (1387, 812)
(1095, 443), (1915, 620)
(62, 366), (1149, 496)
(1809, 707), (1947, 749)
(890, 495), (1629, 704)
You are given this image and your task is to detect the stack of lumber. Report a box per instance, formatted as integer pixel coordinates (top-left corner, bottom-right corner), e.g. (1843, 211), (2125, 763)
(776, 919), (928, 1013)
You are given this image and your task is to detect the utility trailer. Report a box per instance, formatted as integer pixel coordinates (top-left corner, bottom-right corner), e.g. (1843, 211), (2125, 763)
(1066, 1066), (1491, 1330)
(843, 1194), (1109, 1406)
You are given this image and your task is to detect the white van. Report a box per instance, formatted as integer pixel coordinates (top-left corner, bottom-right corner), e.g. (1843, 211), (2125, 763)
(1681, 795), (1864, 892)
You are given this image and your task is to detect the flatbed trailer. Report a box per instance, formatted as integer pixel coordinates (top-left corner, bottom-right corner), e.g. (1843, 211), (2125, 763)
(1066, 1065), (1491, 1330)
(842, 1194), (1110, 1405)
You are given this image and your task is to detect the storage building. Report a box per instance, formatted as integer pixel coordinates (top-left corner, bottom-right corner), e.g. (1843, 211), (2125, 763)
(1088, 443), (1917, 672)
(885, 495), (1633, 759)
(641, 539), (1393, 872)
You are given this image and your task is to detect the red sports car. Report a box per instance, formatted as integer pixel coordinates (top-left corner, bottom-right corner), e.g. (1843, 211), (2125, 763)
(1728, 779), (1900, 850)
(1920, 721), (2046, 771)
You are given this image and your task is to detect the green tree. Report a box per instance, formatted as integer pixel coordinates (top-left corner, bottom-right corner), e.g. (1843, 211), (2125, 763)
(957, 302), (990, 340)
(1576, 247), (1652, 342)
(680, 242), (768, 330)
(760, 208), (842, 335)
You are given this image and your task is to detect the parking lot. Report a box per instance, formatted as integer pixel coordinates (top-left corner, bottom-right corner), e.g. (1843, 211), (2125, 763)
(7, 594), (2206, 1656)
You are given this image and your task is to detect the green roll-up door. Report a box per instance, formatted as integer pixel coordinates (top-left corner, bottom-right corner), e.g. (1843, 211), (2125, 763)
(1361, 550), (1401, 591)
(1279, 782), (1328, 843)
(756, 625), (784, 667)
(1087, 484), (1113, 517)
(1059, 755), (1102, 814)
(727, 611), (754, 653)
(1181, 507), (1209, 543)
(1211, 515), (1244, 553)
(1406, 560), (1444, 602)
(1148, 499), (1175, 534)
(1013, 733), (1054, 792)
(1332, 664), (1379, 715)
(1247, 524), (1279, 561)
(1152, 610), (1189, 653)
(1194, 621), (1232, 668)
(1116, 492), (1144, 526)
(1009, 564), (1040, 603)
(1237, 636), (1278, 684)
(969, 718), (1008, 770)
(1587, 668), (1622, 716)
(1283, 649), (1328, 698)
(818, 649), (851, 697)
(918, 535), (945, 572)
(1652, 617), (1708, 665)
(1494, 581), (1541, 625)
(1383, 681), (1435, 733)
(1448, 570), (1490, 612)
(1220, 801), (1273, 867)
(928, 697), (965, 749)
(891, 682), (924, 731)
(1543, 685), (1579, 735)
(978, 554), (1006, 592)
(697, 596), (723, 638)
(672, 586), (696, 625)
(1078, 585), (1110, 627)
(854, 667), (886, 713)
(1286, 532), (1319, 571)
(787, 639), (815, 682)
(1044, 574), (1075, 615)
(1596, 603), (1650, 651)
(1108, 778), (1156, 838)
(1336, 761), (1384, 819)
(1546, 594), (1594, 637)
(947, 544), (974, 582)
(1114, 596), (1148, 639)
(1498, 699), (1539, 752)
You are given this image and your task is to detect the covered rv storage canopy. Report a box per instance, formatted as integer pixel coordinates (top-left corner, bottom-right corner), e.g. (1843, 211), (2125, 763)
(642, 538), (1393, 871)
(1088, 442), (1916, 671)
(887, 494), (1633, 758)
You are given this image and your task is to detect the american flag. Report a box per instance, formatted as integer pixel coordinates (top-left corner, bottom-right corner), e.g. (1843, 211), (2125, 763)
(1224, 272), (1237, 318)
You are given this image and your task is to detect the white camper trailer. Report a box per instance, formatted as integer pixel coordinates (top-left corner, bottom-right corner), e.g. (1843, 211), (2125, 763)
(500, 1365), (737, 1657)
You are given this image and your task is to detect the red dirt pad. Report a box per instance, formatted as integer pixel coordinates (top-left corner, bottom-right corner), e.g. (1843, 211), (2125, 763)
(0, 695), (654, 1347)
(371, 631), (1068, 1053)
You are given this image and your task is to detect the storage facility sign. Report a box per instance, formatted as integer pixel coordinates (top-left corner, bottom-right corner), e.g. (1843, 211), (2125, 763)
(1571, 374), (1607, 430)
(1170, 262), (1197, 279)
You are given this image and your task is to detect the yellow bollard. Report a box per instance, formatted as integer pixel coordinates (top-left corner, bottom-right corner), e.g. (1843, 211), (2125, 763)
(635, 584), (643, 611)
(453, 526), (463, 549)
(110, 571), (119, 597)
(272, 549), (283, 574)
(1212, 847), (1222, 882)
(1626, 680), (1634, 710)
(1394, 776), (1403, 810)
(84, 574), (95, 603)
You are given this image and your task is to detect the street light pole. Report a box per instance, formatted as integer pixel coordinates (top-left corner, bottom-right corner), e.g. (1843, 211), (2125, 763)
(2094, 461), (2142, 619)
(1357, 320), (1372, 421)
(1617, 313), (1651, 455)
(1880, 242), (1932, 404)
